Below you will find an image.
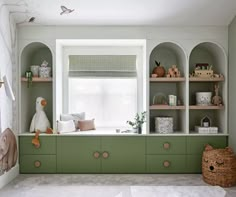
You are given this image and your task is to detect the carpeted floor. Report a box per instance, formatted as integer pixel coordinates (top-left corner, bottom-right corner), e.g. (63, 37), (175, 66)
(0, 174), (235, 197)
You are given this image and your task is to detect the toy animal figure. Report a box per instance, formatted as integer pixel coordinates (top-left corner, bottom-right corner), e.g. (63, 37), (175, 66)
(30, 97), (51, 133)
(0, 128), (17, 173)
(212, 84), (222, 106)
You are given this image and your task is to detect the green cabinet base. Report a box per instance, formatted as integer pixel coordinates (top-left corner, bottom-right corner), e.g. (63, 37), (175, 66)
(19, 135), (228, 174)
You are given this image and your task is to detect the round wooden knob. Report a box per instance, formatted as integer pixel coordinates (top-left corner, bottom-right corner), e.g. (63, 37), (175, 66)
(102, 151), (109, 159)
(163, 142), (170, 150)
(34, 160), (41, 168)
(93, 151), (100, 159)
(163, 160), (170, 168)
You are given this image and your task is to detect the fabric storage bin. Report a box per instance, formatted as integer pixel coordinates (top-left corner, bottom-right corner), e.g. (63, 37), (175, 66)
(155, 117), (173, 133)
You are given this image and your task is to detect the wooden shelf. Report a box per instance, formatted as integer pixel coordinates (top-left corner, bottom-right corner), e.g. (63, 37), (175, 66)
(189, 77), (224, 82)
(150, 77), (185, 82)
(21, 77), (52, 82)
(150, 105), (186, 110)
(189, 105), (224, 110)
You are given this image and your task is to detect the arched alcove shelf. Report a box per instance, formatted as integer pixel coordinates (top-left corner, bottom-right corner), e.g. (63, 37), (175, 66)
(189, 42), (226, 78)
(148, 42), (187, 134)
(189, 42), (227, 134)
(149, 42), (187, 77)
(20, 42), (53, 133)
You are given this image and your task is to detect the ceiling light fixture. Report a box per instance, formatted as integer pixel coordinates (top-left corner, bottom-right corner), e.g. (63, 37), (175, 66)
(60, 5), (74, 15)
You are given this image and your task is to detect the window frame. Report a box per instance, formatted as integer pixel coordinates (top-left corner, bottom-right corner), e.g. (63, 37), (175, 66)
(62, 44), (145, 127)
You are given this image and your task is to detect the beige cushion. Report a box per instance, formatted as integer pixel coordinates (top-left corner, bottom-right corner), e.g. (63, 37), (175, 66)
(77, 119), (96, 131)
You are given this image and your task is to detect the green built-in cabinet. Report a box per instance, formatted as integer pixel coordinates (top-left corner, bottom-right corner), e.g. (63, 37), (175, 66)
(19, 135), (227, 174)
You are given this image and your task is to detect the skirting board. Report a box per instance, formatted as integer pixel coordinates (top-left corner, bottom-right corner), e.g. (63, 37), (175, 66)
(0, 164), (19, 189)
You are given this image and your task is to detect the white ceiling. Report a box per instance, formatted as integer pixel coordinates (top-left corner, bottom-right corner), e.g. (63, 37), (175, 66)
(3, 0), (236, 26)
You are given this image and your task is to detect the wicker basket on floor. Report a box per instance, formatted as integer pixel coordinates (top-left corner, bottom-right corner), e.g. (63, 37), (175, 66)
(202, 144), (236, 187)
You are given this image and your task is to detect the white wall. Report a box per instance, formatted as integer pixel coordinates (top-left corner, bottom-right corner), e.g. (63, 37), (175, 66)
(229, 16), (236, 151)
(0, 0), (18, 189)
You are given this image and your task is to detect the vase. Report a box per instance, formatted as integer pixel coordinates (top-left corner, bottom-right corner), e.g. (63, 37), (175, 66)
(30, 65), (39, 77)
(137, 126), (142, 134)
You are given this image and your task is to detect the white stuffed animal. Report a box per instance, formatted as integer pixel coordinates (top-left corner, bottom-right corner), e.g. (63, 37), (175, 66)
(30, 97), (51, 133)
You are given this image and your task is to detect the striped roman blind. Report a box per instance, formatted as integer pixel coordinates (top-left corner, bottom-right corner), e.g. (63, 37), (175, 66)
(69, 55), (137, 77)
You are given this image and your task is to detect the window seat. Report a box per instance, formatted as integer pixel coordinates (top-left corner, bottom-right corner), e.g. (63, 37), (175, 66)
(62, 127), (137, 135)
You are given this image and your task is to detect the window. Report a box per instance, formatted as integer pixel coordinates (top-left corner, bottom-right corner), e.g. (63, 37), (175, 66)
(69, 78), (137, 128)
(61, 42), (145, 130)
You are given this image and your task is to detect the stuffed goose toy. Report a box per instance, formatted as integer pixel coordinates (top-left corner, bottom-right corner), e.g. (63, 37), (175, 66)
(30, 97), (51, 133)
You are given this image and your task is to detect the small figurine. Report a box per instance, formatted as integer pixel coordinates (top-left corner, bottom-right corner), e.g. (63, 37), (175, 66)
(201, 116), (211, 127)
(41, 60), (48, 67)
(212, 84), (223, 106)
(166, 65), (181, 77)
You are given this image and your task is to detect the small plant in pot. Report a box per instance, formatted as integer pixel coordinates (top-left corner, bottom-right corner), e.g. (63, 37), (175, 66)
(127, 111), (146, 134)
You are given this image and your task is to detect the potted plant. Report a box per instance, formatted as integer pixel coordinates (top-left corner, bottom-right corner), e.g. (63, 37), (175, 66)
(127, 111), (146, 134)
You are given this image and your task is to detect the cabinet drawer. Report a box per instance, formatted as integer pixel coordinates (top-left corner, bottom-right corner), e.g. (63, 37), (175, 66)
(146, 155), (186, 173)
(20, 155), (56, 173)
(186, 136), (227, 154)
(186, 155), (202, 173)
(146, 137), (186, 154)
(19, 136), (56, 155)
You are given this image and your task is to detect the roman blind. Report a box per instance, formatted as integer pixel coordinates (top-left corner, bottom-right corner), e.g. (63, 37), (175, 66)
(69, 55), (137, 77)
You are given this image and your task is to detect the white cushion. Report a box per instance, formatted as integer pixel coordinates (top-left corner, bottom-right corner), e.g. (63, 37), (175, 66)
(60, 112), (85, 129)
(57, 120), (76, 133)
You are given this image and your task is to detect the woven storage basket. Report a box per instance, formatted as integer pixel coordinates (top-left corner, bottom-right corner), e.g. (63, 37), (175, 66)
(202, 144), (236, 187)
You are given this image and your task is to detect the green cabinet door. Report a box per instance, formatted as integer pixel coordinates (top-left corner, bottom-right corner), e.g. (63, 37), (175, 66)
(186, 136), (228, 173)
(186, 136), (228, 154)
(57, 136), (101, 173)
(186, 155), (202, 173)
(101, 136), (146, 173)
